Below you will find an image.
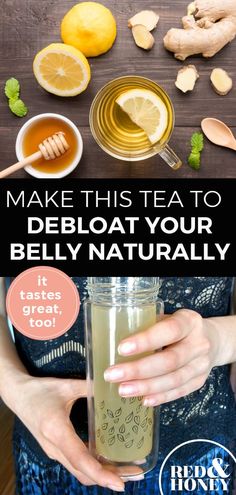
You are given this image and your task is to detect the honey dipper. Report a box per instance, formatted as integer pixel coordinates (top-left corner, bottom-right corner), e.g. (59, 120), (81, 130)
(0, 132), (70, 179)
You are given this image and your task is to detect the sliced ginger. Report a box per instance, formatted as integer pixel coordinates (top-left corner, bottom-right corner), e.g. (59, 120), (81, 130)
(128, 10), (159, 31)
(187, 2), (196, 16)
(164, 0), (236, 60)
(175, 65), (199, 93)
(210, 68), (233, 95)
(132, 25), (155, 50)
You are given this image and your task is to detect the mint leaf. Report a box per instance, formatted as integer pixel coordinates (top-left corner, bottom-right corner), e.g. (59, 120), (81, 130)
(188, 151), (201, 170)
(4, 77), (28, 117)
(9, 98), (28, 117)
(5, 78), (20, 100)
(191, 132), (204, 153)
(188, 131), (204, 170)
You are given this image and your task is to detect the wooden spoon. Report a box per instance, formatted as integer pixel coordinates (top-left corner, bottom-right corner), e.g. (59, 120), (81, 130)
(201, 118), (236, 151)
(0, 132), (70, 179)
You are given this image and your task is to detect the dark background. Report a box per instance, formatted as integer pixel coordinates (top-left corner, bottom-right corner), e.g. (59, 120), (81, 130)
(0, 0), (236, 179)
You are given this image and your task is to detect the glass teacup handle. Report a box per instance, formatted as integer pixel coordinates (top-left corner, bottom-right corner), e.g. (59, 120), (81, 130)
(156, 144), (182, 170)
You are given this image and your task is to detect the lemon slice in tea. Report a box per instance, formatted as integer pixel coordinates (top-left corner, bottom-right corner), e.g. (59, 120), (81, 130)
(33, 43), (91, 97)
(116, 88), (168, 144)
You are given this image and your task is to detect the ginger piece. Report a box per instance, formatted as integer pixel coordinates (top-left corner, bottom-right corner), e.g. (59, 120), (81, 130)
(187, 2), (196, 16)
(132, 25), (155, 50)
(128, 10), (159, 32)
(210, 68), (233, 95)
(175, 65), (199, 93)
(164, 0), (236, 60)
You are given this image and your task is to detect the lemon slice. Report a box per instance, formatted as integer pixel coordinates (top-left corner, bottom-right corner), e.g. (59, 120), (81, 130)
(33, 43), (91, 97)
(116, 89), (168, 144)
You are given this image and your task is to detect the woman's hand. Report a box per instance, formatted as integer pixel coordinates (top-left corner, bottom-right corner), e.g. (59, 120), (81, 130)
(3, 376), (125, 491)
(104, 309), (222, 406)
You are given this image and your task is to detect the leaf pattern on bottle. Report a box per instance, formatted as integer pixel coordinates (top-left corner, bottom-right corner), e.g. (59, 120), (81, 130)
(137, 436), (144, 449)
(108, 436), (115, 446)
(107, 409), (114, 418)
(134, 415), (140, 425)
(141, 418), (148, 429)
(125, 440), (134, 449)
(95, 397), (153, 456)
(117, 434), (125, 442)
(125, 411), (134, 424)
(119, 424), (125, 434)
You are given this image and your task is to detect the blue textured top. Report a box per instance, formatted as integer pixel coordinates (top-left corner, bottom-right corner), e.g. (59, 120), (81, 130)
(13, 277), (236, 465)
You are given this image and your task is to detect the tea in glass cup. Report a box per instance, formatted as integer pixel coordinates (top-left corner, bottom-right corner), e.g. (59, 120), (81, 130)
(89, 75), (182, 170)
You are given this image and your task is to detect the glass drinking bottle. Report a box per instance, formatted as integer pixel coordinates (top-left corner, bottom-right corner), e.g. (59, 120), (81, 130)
(84, 277), (164, 479)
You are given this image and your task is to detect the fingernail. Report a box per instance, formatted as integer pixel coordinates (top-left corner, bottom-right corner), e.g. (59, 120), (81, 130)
(131, 474), (145, 481)
(119, 384), (137, 396)
(107, 484), (125, 492)
(104, 367), (124, 382)
(143, 397), (156, 407)
(118, 341), (137, 356)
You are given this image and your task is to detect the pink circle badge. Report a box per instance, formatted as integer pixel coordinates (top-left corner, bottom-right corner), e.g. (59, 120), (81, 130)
(6, 267), (80, 340)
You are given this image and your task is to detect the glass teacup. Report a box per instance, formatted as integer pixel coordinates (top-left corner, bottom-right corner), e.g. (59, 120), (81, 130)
(89, 75), (182, 170)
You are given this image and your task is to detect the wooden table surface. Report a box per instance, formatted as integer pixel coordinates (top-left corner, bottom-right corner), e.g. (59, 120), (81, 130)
(0, 0), (236, 179)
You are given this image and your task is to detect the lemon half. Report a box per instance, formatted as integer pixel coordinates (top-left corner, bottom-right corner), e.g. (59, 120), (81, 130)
(33, 43), (91, 97)
(116, 89), (168, 144)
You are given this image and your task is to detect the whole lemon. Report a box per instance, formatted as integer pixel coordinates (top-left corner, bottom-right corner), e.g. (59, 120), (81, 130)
(61, 2), (117, 58)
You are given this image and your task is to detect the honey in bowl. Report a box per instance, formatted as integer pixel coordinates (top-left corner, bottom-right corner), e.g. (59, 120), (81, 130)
(22, 117), (79, 174)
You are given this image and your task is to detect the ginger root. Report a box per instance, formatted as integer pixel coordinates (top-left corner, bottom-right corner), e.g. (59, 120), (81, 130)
(175, 65), (199, 93)
(128, 11), (159, 31)
(210, 68), (233, 95)
(187, 2), (196, 16)
(132, 25), (155, 50)
(164, 0), (236, 60)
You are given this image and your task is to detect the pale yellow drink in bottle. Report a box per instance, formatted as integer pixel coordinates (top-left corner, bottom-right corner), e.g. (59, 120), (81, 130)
(92, 304), (156, 462)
